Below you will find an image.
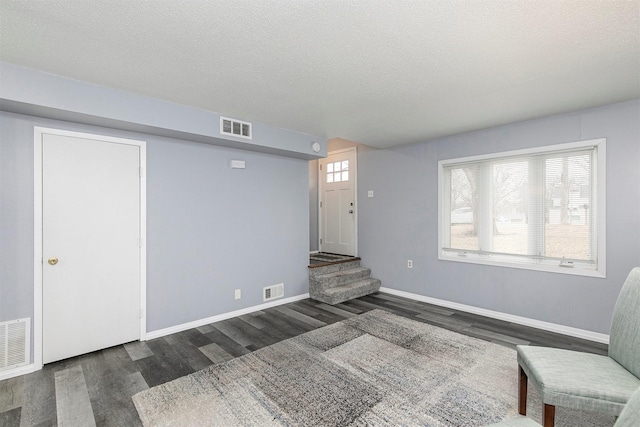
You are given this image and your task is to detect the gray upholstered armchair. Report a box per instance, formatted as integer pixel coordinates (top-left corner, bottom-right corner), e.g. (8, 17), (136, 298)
(516, 267), (640, 427)
(487, 384), (640, 426)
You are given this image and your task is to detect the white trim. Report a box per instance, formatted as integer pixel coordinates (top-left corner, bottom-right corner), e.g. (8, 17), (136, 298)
(325, 147), (358, 156)
(353, 147), (358, 256)
(33, 127), (147, 370)
(139, 145), (148, 341)
(379, 287), (610, 344)
(0, 363), (36, 381)
(595, 140), (606, 277)
(439, 139), (604, 166)
(145, 293), (310, 341)
(33, 131), (43, 369)
(438, 255), (605, 278)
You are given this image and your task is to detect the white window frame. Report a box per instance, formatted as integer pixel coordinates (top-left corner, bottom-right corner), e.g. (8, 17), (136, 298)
(438, 139), (606, 278)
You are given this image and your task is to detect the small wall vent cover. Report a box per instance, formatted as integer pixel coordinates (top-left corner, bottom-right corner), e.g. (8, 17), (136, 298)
(221, 116), (252, 140)
(0, 318), (30, 371)
(263, 283), (284, 301)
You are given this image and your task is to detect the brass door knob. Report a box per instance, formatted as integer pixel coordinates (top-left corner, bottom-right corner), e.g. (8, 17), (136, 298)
(48, 257), (58, 266)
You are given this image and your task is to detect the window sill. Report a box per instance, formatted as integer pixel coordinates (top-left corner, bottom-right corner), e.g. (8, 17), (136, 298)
(438, 252), (606, 278)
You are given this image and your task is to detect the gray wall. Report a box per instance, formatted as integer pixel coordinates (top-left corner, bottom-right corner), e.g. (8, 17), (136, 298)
(356, 99), (640, 334)
(0, 113), (34, 322)
(1, 111), (309, 342)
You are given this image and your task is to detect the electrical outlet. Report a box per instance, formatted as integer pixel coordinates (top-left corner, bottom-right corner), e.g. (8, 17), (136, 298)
(407, 260), (413, 269)
(368, 190), (374, 198)
(234, 289), (241, 300)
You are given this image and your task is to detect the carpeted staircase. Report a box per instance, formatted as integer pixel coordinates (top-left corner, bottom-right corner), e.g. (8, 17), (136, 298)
(308, 255), (381, 305)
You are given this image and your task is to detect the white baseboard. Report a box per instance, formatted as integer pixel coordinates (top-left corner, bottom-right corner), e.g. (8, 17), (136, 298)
(144, 293), (310, 341)
(0, 363), (36, 381)
(309, 250), (319, 254)
(379, 287), (610, 344)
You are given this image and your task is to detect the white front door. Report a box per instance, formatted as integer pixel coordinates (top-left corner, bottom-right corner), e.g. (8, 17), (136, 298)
(319, 148), (357, 256)
(40, 130), (142, 364)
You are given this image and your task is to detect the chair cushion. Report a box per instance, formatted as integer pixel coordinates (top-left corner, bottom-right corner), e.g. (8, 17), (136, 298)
(517, 345), (640, 416)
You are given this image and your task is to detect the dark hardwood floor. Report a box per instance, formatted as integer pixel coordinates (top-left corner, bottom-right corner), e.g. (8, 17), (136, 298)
(0, 292), (608, 426)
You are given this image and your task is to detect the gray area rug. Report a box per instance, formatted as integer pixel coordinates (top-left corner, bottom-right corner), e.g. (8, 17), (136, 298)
(133, 309), (615, 426)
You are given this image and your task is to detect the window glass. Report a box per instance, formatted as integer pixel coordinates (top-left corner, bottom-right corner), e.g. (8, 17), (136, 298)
(439, 140), (604, 276)
(327, 173), (334, 183)
(326, 160), (349, 183)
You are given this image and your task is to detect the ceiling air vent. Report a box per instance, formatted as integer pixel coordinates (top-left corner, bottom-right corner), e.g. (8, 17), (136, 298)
(220, 116), (252, 140)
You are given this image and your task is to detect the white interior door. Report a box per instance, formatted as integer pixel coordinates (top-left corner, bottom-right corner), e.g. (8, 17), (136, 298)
(319, 148), (357, 256)
(41, 131), (142, 364)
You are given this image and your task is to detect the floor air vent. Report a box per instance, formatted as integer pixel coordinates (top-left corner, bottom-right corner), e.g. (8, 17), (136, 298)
(220, 116), (252, 139)
(263, 283), (284, 301)
(0, 318), (30, 371)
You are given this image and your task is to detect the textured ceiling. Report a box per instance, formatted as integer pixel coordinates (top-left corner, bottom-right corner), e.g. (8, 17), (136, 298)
(1, 0), (639, 148)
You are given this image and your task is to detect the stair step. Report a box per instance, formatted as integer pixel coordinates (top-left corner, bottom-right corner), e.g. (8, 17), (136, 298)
(310, 267), (372, 290)
(308, 260), (362, 276)
(310, 279), (381, 305)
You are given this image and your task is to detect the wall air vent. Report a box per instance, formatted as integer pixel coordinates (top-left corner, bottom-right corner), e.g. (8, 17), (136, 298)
(0, 318), (30, 371)
(263, 283), (284, 302)
(220, 116), (252, 140)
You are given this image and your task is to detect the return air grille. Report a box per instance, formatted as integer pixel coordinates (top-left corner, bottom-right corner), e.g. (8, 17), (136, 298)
(263, 283), (284, 301)
(0, 318), (30, 371)
(220, 116), (252, 139)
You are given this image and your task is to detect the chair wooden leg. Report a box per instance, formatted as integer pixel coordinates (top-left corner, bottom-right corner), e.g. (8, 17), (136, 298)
(518, 365), (528, 415)
(542, 404), (556, 427)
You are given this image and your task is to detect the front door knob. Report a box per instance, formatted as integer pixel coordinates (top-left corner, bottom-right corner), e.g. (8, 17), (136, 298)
(48, 257), (59, 266)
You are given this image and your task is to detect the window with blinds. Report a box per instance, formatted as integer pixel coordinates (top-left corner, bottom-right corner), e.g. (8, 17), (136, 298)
(438, 139), (606, 277)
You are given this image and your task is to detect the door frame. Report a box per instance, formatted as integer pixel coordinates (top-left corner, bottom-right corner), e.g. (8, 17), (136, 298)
(318, 147), (358, 256)
(33, 127), (147, 370)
